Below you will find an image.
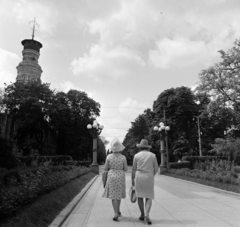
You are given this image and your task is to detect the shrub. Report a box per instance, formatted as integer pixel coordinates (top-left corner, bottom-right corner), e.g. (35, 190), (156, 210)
(233, 166), (240, 174)
(183, 156), (228, 169)
(168, 161), (191, 169)
(0, 165), (91, 219)
(16, 155), (73, 167)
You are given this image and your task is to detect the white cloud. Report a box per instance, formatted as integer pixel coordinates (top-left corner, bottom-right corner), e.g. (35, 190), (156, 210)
(148, 37), (209, 69)
(58, 81), (96, 98)
(0, 48), (20, 87)
(1, 0), (60, 36)
(70, 44), (145, 80)
(119, 97), (147, 117)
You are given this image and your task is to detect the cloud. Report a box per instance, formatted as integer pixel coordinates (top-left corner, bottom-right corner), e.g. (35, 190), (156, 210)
(148, 36), (209, 69)
(0, 48), (20, 87)
(119, 97), (147, 116)
(70, 44), (145, 80)
(70, 0), (240, 81)
(98, 97), (148, 142)
(1, 0), (60, 36)
(58, 81), (96, 98)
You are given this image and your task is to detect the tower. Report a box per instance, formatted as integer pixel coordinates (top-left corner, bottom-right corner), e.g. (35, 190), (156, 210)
(16, 18), (43, 83)
(16, 39), (43, 83)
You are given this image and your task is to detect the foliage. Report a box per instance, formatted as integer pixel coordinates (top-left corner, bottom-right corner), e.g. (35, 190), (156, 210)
(97, 137), (107, 164)
(123, 112), (152, 163)
(196, 38), (240, 108)
(0, 166), (91, 219)
(182, 156), (228, 169)
(0, 137), (17, 169)
(15, 155), (72, 167)
(168, 161), (191, 169)
(3, 82), (55, 153)
(151, 86), (200, 157)
(210, 137), (240, 163)
(172, 136), (191, 159)
(2, 82), (100, 160)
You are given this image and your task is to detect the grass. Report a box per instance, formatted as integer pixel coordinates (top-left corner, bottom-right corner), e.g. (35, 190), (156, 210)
(0, 172), (96, 227)
(165, 172), (240, 194)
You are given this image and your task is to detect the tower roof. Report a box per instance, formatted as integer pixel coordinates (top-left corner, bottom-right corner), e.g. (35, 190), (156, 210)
(21, 39), (43, 53)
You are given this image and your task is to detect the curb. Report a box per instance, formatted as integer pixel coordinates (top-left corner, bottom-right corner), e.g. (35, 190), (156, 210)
(164, 174), (240, 197)
(49, 174), (99, 227)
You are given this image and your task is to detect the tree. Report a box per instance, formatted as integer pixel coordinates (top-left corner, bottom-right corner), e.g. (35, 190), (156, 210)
(196, 38), (240, 108)
(97, 137), (107, 164)
(52, 89), (100, 158)
(152, 86), (199, 157)
(3, 82), (54, 153)
(210, 137), (240, 164)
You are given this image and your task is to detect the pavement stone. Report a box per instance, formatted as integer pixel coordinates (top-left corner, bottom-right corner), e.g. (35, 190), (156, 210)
(50, 167), (240, 227)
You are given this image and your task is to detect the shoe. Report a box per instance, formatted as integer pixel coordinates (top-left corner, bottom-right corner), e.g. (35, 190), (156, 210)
(139, 215), (145, 221)
(118, 212), (122, 217)
(113, 215), (119, 221)
(145, 216), (152, 225)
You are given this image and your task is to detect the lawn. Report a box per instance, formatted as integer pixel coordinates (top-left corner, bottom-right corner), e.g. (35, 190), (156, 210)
(0, 172), (96, 227)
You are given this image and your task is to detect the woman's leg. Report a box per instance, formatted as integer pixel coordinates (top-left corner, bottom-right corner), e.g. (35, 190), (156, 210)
(118, 200), (121, 215)
(138, 198), (145, 217)
(145, 198), (152, 218)
(112, 200), (119, 216)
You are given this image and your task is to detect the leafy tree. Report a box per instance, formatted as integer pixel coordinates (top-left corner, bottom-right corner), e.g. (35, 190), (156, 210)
(210, 137), (240, 164)
(97, 137), (107, 164)
(52, 89), (100, 158)
(123, 113), (151, 163)
(152, 86), (199, 157)
(172, 136), (191, 161)
(3, 82), (54, 153)
(196, 38), (240, 108)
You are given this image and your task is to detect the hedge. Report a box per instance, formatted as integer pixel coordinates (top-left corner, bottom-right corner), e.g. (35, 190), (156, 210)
(182, 156), (228, 169)
(15, 155), (73, 167)
(65, 160), (91, 167)
(168, 161), (191, 169)
(0, 165), (90, 219)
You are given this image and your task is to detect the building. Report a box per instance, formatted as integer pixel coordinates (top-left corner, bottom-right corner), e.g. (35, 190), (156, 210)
(0, 37), (44, 155)
(16, 38), (43, 83)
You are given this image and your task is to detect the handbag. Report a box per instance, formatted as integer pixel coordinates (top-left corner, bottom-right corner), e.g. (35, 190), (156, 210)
(102, 171), (108, 188)
(129, 186), (137, 203)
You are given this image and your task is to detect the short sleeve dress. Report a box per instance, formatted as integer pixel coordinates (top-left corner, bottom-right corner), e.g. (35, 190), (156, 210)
(132, 151), (158, 199)
(102, 153), (127, 200)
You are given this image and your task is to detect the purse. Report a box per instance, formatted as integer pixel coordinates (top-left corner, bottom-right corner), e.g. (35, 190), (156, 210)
(129, 186), (137, 203)
(102, 171), (108, 188)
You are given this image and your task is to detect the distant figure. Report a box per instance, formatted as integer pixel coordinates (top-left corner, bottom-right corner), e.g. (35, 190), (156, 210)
(102, 138), (128, 221)
(132, 139), (158, 225)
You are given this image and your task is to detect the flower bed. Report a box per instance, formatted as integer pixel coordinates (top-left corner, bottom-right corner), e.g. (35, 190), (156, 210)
(168, 168), (240, 185)
(0, 165), (91, 219)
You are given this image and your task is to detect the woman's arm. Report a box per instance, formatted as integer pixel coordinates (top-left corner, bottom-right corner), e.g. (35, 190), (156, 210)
(153, 156), (158, 175)
(123, 157), (128, 171)
(104, 158), (109, 171)
(132, 156), (137, 186)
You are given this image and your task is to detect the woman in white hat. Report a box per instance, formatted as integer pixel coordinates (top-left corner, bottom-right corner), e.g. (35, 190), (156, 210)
(132, 139), (158, 225)
(102, 138), (128, 221)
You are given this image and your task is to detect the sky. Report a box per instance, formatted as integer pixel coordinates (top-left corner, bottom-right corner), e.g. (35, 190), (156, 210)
(1, 0), (240, 144)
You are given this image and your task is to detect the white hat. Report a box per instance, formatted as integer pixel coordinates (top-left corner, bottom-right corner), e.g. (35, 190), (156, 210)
(110, 138), (125, 152)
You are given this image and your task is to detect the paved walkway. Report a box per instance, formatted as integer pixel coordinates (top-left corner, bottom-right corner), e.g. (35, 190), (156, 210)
(53, 168), (240, 227)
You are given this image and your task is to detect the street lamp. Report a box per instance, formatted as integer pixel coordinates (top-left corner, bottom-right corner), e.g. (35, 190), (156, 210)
(193, 115), (202, 157)
(154, 122), (170, 174)
(87, 120), (104, 174)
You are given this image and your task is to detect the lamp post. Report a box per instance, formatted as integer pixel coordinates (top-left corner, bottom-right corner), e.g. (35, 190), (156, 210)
(87, 120), (104, 174)
(194, 115), (202, 157)
(154, 122), (170, 174)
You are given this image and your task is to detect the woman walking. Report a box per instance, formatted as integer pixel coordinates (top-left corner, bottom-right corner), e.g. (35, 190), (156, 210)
(102, 138), (128, 221)
(132, 139), (158, 225)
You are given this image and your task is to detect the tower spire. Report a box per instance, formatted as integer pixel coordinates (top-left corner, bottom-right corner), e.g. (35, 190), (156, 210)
(29, 17), (39, 40)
